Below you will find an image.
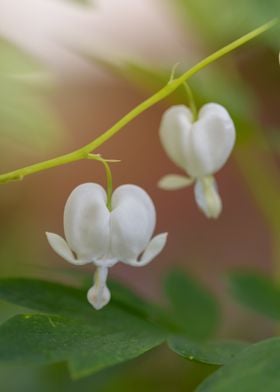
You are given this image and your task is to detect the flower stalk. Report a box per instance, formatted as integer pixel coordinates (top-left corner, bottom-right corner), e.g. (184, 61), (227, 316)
(0, 20), (276, 185)
(183, 82), (198, 121)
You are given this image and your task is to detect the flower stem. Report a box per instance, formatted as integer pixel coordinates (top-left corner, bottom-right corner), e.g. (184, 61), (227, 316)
(0, 19), (277, 184)
(183, 82), (198, 120)
(87, 154), (113, 210)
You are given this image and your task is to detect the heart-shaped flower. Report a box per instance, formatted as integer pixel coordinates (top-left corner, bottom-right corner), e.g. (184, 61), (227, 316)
(46, 183), (167, 309)
(159, 103), (235, 218)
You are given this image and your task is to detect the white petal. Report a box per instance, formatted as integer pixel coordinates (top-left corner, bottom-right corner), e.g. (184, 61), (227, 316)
(87, 267), (110, 310)
(194, 177), (222, 219)
(45, 232), (90, 265)
(110, 185), (156, 261)
(159, 105), (193, 170)
(123, 232), (168, 267)
(64, 183), (110, 262)
(186, 103), (235, 177)
(158, 174), (194, 190)
(87, 285), (111, 310)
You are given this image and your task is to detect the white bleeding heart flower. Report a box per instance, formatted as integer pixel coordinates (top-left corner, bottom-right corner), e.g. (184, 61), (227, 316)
(159, 103), (236, 218)
(46, 183), (167, 310)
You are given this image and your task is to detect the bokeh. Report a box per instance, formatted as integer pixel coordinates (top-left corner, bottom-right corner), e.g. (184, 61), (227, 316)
(0, 0), (279, 390)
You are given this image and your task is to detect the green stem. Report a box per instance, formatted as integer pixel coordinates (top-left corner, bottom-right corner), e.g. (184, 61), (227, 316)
(89, 154), (113, 210)
(0, 149), (87, 183)
(183, 82), (198, 120)
(0, 19), (277, 184)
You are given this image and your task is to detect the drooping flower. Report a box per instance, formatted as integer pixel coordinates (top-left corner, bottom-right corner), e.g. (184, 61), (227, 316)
(159, 103), (236, 218)
(46, 183), (167, 310)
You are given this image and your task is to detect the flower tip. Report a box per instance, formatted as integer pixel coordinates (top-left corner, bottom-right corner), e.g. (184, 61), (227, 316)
(206, 201), (222, 219)
(45, 231), (52, 239)
(160, 232), (168, 242)
(194, 177), (223, 219)
(87, 284), (111, 310)
(46, 231), (88, 265)
(141, 231), (168, 262)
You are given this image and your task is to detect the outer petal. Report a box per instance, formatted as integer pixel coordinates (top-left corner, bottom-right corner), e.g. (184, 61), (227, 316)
(158, 174), (194, 190)
(123, 232), (168, 267)
(159, 105), (193, 170)
(46, 232), (90, 265)
(110, 185), (156, 261)
(64, 183), (110, 262)
(186, 103), (235, 177)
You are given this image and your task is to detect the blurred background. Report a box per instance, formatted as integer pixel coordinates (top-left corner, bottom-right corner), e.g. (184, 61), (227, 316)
(0, 0), (279, 390)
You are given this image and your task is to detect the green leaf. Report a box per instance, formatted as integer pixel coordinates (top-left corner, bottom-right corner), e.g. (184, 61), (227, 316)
(168, 335), (248, 365)
(108, 280), (178, 331)
(0, 278), (165, 378)
(164, 270), (220, 340)
(0, 39), (63, 151)
(229, 271), (280, 321)
(197, 337), (280, 391)
(108, 279), (156, 318)
(0, 278), (91, 318)
(0, 313), (163, 379)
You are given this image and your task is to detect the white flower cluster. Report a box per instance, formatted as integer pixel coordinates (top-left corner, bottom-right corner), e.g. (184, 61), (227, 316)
(47, 102), (235, 309)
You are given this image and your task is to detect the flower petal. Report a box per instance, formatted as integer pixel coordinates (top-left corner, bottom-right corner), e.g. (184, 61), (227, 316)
(46, 232), (90, 265)
(186, 103), (235, 177)
(123, 232), (168, 267)
(110, 185), (156, 261)
(158, 174), (194, 190)
(194, 177), (222, 219)
(64, 183), (110, 262)
(87, 267), (111, 310)
(87, 285), (111, 310)
(159, 105), (193, 170)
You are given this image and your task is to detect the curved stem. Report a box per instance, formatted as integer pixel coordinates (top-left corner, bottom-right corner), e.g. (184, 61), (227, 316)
(0, 149), (87, 183)
(89, 154), (113, 210)
(0, 19), (276, 185)
(183, 82), (198, 120)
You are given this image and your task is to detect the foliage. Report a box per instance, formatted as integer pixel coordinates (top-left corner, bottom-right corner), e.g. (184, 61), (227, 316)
(0, 271), (223, 379)
(168, 336), (248, 366)
(0, 270), (279, 388)
(197, 338), (280, 391)
(229, 271), (280, 320)
(0, 2), (279, 390)
(164, 270), (220, 339)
